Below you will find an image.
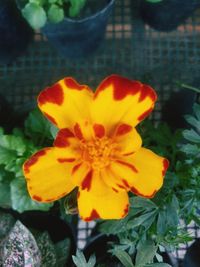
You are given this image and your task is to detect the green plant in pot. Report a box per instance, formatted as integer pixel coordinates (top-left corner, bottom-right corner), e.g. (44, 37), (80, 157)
(139, 0), (200, 32)
(16, 0), (115, 58)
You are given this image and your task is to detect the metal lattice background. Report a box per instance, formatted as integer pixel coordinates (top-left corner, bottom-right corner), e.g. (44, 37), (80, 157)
(1, 0), (200, 263)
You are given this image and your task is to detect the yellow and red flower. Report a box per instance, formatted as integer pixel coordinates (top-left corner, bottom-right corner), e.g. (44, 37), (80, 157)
(23, 75), (169, 221)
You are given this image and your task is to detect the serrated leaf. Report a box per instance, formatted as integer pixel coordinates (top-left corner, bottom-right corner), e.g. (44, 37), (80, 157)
(135, 241), (157, 266)
(10, 178), (53, 213)
(72, 250), (96, 267)
(183, 129), (200, 143)
(127, 210), (157, 229)
(180, 144), (199, 155)
(146, 263), (171, 267)
(184, 115), (200, 130)
(130, 197), (157, 210)
(112, 249), (134, 267)
(1, 221), (41, 266)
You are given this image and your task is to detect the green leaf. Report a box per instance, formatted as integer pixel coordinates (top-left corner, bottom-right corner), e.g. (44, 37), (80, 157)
(0, 132), (26, 165)
(130, 197), (157, 210)
(183, 129), (200, 143)
(69, 0), (87, 17)
(10, 178), (53, 213)
(127, 210), (157, 229)
(72, 250), (96, 267)
(135, 241), (157, 267)
(184, 115), (200, 130)
(22, 2), (47, 29)
(180, 144), (199, 155)
(112, 249), (134, 267)
(1, 221), (41, 266)
(54, 238), (71, 267)
(48, 4), (64, 23)
(146, 264), (171, 267)
(36, 232), (57, 266)
(25, 109), (53, 146)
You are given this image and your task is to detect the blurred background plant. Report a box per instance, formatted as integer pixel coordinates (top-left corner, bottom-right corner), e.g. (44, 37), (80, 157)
(16, 0), (87, 29)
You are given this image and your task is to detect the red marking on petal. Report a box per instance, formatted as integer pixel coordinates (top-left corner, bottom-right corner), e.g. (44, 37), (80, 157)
(139, 84), (157, 102)
(122, 204), (129, 218)
(84, 209), (100, 222)
(162, 158), (169, 176)
(57, 158), (76, 163)
(72, 163), (82, 175)
(32, 195), (42, 201)
(54, 128), (74, 147)
(116, 124), (132, 136)
(137, 107), (153, 122)
(64, 77), (86, 91)
(131, 187), (157, 198)
(122, 179), (130, 189)
(38, 83), (64, 106)
(112, 187), (119, 193)
(81, 170), (93, 191)
(74, 123), (84, 140)
(43, 112), (57, 126)
(95, 75), (142, 100)
(24, 149), (47, 174)
(93, 124), (105, 138)
(45, 198), (55, 202)
(117, 184), (126, 189)
(123, 152), (134, 156)
(116, 160), (138, 173)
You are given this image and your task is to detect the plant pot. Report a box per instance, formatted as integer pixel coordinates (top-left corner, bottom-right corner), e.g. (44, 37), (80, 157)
(139, 0), (200, 32)
(41, 0), (115, 58)
(0, 0), (33, 64)
(19, 211), (76, 266)
(161, 87), (197, 131)
(84, 233), (121, 266)
(183, 239), (200, 267)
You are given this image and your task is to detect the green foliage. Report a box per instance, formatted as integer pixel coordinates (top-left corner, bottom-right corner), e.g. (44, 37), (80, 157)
(17, 0), (87, 29)
(100, 104), (200, 266)
(0, 212), (71, 266)
(0, 108), (54, 212)
(72, 250), (96, 267)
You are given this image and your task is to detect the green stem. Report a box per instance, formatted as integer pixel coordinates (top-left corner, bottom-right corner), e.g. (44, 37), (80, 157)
(176, 82), (200, 93)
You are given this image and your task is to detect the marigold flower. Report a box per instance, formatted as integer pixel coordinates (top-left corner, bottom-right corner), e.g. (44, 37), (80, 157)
(23, 75), (169, 221)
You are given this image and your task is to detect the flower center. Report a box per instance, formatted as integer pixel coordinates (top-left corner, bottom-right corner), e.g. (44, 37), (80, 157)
(80, 137), (116, 170)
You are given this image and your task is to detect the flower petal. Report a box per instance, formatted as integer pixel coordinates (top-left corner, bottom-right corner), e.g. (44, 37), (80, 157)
(114, 124), (142, 156)
(23, 147), (77, 202)
(103, 159), (139, 191)
(91, 75), (157, 133)
(128, 148), (169, 198)
(78, 171), (129, 221)
(38, 77), (93, 129)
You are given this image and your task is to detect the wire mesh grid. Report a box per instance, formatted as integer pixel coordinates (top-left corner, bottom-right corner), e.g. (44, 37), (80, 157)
(0, 0), (200, 261)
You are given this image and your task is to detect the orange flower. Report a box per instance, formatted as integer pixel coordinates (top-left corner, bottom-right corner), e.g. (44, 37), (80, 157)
(23, 75), (169, 221)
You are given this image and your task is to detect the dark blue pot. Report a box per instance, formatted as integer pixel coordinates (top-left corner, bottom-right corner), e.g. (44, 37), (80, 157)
(41, 0), (115, 58)
(183, 239), (200, 267)
(139, 0), (200, 32)
(0, 0), (33, 64)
